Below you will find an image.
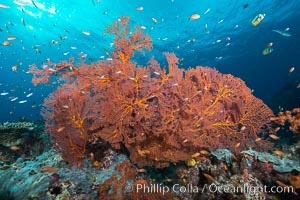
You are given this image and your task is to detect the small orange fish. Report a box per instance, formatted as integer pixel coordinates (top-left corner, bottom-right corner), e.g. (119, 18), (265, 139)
(3, 41), (12, 46)
(82, 31), (90, 36)
(223, 163), (228, 171)
(12, 65), (18, 72)
(93, 160), (101, 168)
(41, 166), (57, 172)
(136, 6), (144, 11)
(189, 14), (200, 20)
(255, 137), (262, 142)
(165, 178), (172, 182)
(203, 173), (216, 182)
(137, 168), (147, 173)
(274, 127), (280, 132)
(57, 127), (65, 132)
(0, 4), (10, 8)
(10, 146), (20, 151)
(191, 152), (201, 158)
(7, 36), (17, 40)
(198, 156), (207, 161)
(269, 134), (279, 140)
(200, 150), (210, 155)
(77, 161), (82, 168)
(235, 143), (241, 148)
(273, 150), (285, 157)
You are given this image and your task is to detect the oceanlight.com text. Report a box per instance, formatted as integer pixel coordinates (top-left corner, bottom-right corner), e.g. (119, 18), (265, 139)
(135, 183), (295, 196)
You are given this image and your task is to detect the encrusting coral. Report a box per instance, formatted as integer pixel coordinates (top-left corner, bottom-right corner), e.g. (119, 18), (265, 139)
(29, 16), (275, 168)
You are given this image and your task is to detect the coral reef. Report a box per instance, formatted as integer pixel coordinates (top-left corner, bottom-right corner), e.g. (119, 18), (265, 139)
(271, 108), (300, 134)
(1, 134), (299, 199)
(0, 121), (36, 147)
(211, 148), (300, 173)
(211, 149), (233, 166)
(0, 150), (61, 199)
(241, 148), (300, 173)
(213, 173), (266, 200)
(0, 149), (130, 200)
(40, 84), (96, 167)
(0, 121), (50, 164)
(174, 166), (200, 200)
(29, 16), (274, 169)
(0, 121), (35, 129)
(98, 160), (175, 200)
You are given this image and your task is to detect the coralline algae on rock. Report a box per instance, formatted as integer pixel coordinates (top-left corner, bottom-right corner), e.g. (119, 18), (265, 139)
(212, 148), (300, 173)
(241, 148), (300, 173)
(211, 148), (233, 166)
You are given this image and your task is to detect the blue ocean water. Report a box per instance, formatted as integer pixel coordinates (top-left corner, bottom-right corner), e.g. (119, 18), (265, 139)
(0, 0), (299, 122)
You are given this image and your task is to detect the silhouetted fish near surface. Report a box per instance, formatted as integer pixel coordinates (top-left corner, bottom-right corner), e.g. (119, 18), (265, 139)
(59, 35), (67, 40)
(31, 0), (38, 8)
(243, 3), (249, 9)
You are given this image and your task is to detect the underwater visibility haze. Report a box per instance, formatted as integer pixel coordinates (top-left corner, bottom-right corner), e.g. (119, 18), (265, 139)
(0, 0), (300, 200)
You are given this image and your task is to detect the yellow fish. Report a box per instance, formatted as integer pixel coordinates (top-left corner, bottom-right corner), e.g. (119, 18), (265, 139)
(252, 13), (266, 26)
(262, 47), (273, 55)
(185, 158), (196, 167)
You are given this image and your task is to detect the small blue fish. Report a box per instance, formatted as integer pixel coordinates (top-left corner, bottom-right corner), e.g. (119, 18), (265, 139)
(272, 30), (291, 37)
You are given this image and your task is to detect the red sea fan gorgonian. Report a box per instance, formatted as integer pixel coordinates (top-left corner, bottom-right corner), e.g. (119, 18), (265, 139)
(30, 16), (275, 168)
